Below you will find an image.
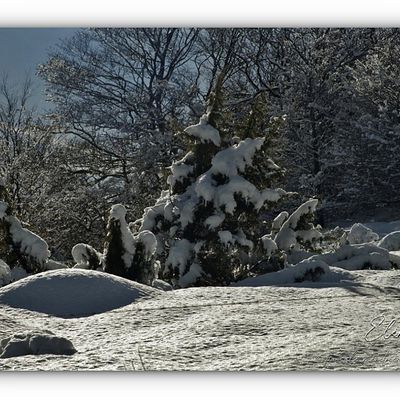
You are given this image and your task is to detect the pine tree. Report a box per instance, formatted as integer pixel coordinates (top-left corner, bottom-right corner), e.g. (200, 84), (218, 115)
(138, 84), (290, 287)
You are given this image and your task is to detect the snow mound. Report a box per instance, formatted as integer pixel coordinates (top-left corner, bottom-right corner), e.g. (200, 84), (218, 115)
(233, 259), (353, 287)
(310, 243), (392, 270)
(0, 331), (76, 358)
(378, 231), (400, 251)
(347, 223), (379, 244)
(0, 269), (160, 318)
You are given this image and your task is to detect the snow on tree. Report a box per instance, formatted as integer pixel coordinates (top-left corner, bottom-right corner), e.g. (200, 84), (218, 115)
(0, 181), (50, 274)
(274, 198), (322, 252)
(137, 86), (290, 288)
(72, 243), (103, 270)
(102, 204), (158, 285)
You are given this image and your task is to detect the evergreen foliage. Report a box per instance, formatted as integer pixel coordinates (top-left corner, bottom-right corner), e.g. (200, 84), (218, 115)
(139, 84), (291, 287)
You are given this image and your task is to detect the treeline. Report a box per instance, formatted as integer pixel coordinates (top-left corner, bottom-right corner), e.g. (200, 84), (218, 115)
(1, 28), (400, 260)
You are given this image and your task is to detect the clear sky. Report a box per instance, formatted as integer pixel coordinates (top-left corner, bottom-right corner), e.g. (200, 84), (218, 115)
(0, 28), (78, 111)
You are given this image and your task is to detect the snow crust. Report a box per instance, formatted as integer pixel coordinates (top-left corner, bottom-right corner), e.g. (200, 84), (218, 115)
(2, 269), (400, 370)
(0, 269), (160, 317)
(152, 279), (173, 291)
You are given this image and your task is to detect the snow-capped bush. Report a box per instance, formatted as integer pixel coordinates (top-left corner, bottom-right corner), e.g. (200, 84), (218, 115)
(72, 243), (103, 270)
(103, 204), (158, 285)
(0, 200), (50, 274)
(70, 204), (158, 285)
(347, 223), (379, 244)
(378, 231), (400, 251)
(307, 243), (393, 270)
(7, 216), (50, 265)
(233, 258), (352, 287)
(274, 199), (322, 251)
(271, 211), (289, 235)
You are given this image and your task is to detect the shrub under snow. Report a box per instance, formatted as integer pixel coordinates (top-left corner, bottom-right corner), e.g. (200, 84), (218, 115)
(346, 223), (379, 245)
(72, 243), (103, 270)
(0, 200), (50, 273)
(103, 204), (158, 285)
(233, 259), (353, 287)
(274, 199), (322, 251)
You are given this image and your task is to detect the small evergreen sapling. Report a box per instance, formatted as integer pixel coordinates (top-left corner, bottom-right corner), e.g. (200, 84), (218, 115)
(102, 204), (158, 285)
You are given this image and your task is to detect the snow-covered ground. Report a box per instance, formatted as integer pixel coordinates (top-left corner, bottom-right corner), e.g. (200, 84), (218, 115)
(2, 268), (400, 371)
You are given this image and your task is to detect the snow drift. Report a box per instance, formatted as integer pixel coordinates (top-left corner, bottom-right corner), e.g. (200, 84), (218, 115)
(0, 331), (76, 358)
(378, 231), (400, 251)
(0, 269), (160, 318)
(233, 259), (354, 287)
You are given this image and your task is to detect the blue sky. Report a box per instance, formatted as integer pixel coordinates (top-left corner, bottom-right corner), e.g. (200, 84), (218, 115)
(0, 28), (78, 111)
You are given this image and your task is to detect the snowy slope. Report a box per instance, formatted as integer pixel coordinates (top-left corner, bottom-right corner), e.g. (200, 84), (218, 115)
(1, 269), (400, 370)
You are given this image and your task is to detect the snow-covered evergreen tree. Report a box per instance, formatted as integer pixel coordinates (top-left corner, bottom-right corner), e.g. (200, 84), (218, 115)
(137, 86), (291, 287)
